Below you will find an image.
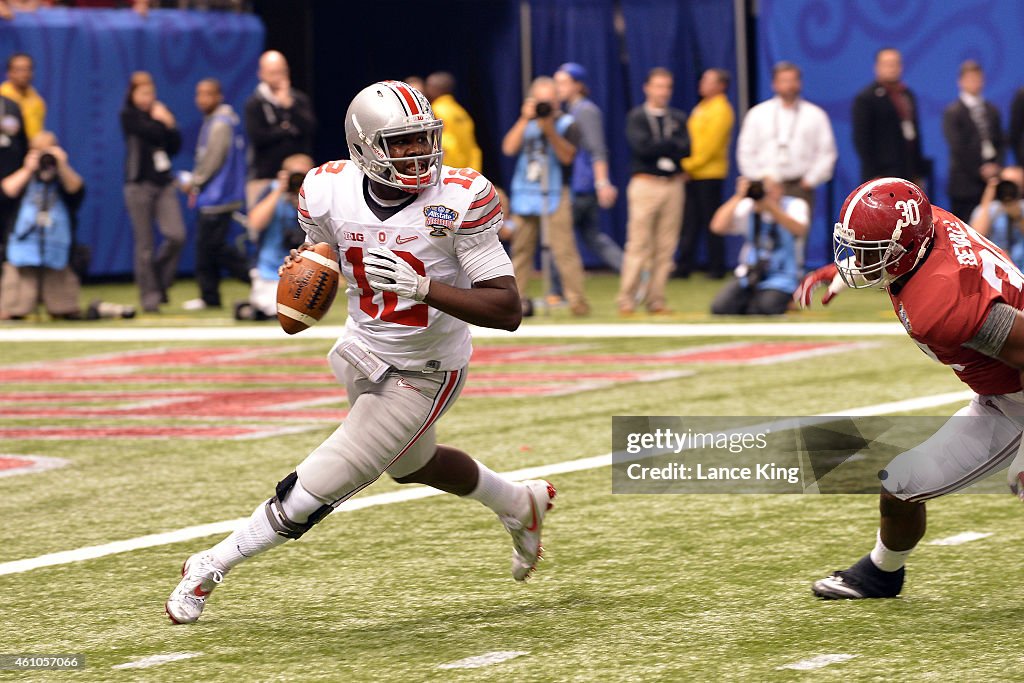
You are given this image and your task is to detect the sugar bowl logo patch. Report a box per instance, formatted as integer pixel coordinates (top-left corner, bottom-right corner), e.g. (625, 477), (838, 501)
(898, 302), (912, 333)
(424, 205), (459, 237)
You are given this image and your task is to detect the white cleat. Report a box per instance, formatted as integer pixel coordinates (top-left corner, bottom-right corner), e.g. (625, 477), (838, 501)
(165, 552), (227, 624)
(501, 480), (556, 582)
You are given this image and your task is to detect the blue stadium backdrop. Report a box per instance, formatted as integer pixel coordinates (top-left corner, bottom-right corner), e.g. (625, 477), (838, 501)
(759, 0), (1024, 267)
(0, 8), (263, 277)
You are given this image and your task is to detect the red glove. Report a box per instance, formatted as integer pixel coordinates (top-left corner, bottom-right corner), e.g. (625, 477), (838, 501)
(794, 263), (845, 308)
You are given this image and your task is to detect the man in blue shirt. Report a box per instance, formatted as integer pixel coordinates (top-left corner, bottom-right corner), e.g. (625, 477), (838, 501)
(235, 153), (314, 320)
(709, 177), (808, 315)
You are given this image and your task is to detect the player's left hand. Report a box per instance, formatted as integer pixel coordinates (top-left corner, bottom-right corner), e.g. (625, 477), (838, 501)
(363, 247), (431, 301)
(794, 263), (845, 308)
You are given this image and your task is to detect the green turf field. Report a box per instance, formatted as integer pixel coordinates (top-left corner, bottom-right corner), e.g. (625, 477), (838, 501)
(1, 275), (1018, 681)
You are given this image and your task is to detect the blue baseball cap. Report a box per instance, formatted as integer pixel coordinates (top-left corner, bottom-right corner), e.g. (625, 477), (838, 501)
(557, 62), (587, 83)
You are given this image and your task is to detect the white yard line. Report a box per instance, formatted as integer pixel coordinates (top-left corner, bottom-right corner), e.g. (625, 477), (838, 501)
(0, 388), (973, 577)
(778, 654), (858, 671)
(0, 322), (907, 342)
(438, 651), (529, 669)
(111, 652), (201, 669)
(928, 531), (993, 546)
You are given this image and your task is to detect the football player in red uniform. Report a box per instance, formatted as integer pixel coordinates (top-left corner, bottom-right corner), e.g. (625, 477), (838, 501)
(165, 81), (556, 624)
(795, 177), (1024, 599)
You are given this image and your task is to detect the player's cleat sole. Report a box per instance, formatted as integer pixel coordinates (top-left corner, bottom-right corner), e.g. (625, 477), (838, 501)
(503, 479), (556, 582)
(165, 552), (227, 624)
(812, 554), (904, 600)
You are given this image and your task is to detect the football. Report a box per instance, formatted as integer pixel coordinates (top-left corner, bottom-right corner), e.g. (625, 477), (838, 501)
(276, 242), (340, 335)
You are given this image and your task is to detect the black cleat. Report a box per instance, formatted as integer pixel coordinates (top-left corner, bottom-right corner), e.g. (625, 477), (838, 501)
(812, 554), (904, 599)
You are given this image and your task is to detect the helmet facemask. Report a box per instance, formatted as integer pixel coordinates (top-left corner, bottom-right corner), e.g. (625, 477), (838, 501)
(833, 222), (930, 289)
(351, 117), (444, 193)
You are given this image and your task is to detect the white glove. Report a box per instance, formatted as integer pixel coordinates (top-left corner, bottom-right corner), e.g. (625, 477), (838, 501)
(363, 247), (431, 301)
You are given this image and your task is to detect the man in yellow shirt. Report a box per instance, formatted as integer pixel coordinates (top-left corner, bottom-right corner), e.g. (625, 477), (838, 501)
(0, 53), (45, 140)
(678, 68), (734, 279)
(424, 71), (482, 171)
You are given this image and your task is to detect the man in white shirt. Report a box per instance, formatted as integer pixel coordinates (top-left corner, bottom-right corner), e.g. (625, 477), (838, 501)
(736, 61), (836, 222)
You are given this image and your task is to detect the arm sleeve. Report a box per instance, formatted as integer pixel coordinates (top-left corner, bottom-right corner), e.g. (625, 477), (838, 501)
(191, 119), (231, 187)
(575, 104), (608, 163)
(295, 172), (336, 246)
(851, 92), (873, 171)
(244, 97), (287, 149)
(682, 101), (732, 174)
(120, 108), (173, 146)
(963, 301), (1017, 358)
(804, 109), (837, 186)
(735, 111), (758, 178)
(290, 91), (317, 137)
(454, 178), (513, 282)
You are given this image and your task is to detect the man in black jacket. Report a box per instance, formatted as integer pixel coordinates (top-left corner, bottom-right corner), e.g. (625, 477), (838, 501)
(943, 60), (1004, 221)
(616, 67), (690, 315)
(851, 48), (926, 184)
(243, 50), (316, 209)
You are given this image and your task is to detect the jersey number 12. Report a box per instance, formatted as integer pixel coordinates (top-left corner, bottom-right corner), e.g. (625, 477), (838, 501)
(345, 247), (429, 328)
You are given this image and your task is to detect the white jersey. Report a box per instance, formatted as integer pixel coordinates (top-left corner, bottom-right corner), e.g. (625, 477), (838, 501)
(297, 161), (508, 371)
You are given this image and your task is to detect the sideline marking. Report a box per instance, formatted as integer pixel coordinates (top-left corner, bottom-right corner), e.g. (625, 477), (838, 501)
(0, 322), (907, 342)
(929, 531), (993, 546)
(438, 651), (529, 669)
(778, 654), (857, 671)
(112, 652), (202, 669)
(0, 391), (973, 577)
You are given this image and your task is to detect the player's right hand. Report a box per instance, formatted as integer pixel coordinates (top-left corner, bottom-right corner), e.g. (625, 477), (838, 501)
(278, 244), (312, 274)
(794, 263), (845, 308)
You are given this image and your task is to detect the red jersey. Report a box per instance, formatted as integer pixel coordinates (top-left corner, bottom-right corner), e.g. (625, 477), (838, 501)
(890, 206), (1024, 395)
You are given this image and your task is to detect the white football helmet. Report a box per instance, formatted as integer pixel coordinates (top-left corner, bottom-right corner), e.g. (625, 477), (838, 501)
(345, 80), (444, 192)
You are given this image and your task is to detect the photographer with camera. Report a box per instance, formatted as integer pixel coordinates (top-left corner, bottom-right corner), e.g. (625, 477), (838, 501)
(708, 176), (808, 316)
(970, 168), (1024, 265)
(502, 75), (590, 316)
(0, 131), (131, 320)
(234, 153), (314, 320)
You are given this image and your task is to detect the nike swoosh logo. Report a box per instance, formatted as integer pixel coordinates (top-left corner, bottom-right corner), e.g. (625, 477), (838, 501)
(525, 496), (539, 532)
(396, 235), (418, 244)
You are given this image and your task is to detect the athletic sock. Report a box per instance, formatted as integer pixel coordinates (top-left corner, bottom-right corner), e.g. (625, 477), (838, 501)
(281, 478), (328, 523)
(209, 499), (288, 570)
(869, 529), (914, 572)
(464, 461), (527, 519)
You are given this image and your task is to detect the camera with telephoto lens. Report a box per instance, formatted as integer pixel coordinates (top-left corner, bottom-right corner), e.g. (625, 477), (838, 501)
(996, 179), (1021, 203)
(534, 101), (553, 118)
(36, 152), (57, 178)
(286, 171), (305, 194)
(746, 180), (766, 201)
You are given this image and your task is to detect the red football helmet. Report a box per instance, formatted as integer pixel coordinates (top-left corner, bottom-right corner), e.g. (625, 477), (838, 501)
(833, 177), (934, 288)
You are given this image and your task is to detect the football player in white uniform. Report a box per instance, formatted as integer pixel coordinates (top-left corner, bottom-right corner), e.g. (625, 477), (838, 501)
(166, 81), (556, 625)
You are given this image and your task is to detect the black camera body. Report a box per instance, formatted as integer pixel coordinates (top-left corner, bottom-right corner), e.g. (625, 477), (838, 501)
(996, 179), (1021, 203)
(36, 152), (57, 179)
(534, 101), (553, 118)
(746, 180), (766, 201)
(286, 171), (305, 194)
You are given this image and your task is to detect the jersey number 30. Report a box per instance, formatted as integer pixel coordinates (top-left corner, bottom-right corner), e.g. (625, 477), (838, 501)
(345, 247), (428, 328)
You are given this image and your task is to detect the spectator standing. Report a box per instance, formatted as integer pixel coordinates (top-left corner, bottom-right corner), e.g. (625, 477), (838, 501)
(616, 67), (689, 315)
(503, 76), (589, 317)
(852, 48), (927, 184)
(120, 71), (185, 313)
(1008, 87), (1024, 167)
(181, 78), (249, 311)
(424, 71), (482, 171)
(553, 62), (622, 276)
(678, 68), (734, 279)
(235, 153), (313, 321)
(736, 61), (836, 221)
(943, 60), (1004, 222)
(0, 131), (85, 318)
(243, 50), (316, 209)
(0, 88), (26, 270)
(709, 177), (808, 316)
(0, 53), (45, 140)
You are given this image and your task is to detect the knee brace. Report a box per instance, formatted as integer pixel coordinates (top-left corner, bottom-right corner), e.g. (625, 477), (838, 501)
(264, 471), (333, 540)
